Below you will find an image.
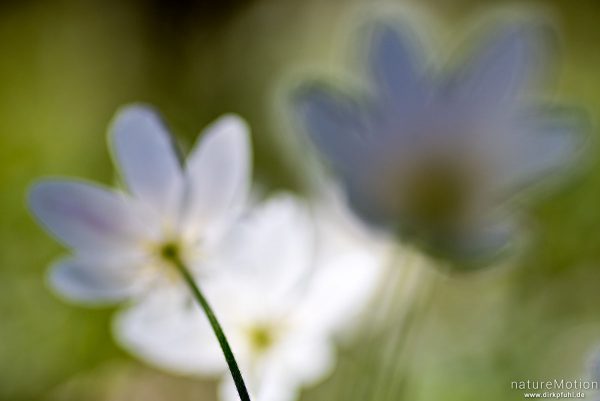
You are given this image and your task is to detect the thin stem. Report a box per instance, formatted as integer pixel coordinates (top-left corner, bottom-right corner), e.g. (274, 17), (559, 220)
(171, 255), (252, 401)
(359, 248), (425, 401)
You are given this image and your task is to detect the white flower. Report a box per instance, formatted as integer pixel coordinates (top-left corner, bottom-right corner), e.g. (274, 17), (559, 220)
(294, 21), (587, 260)
(28, 105), (251, 304)
(114, 194), (385, 401)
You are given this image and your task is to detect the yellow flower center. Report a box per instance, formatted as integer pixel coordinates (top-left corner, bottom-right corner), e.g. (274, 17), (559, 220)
(143, 239), (186, 282)
(247, 324), (276, 353)
(159, 241), (181, 262)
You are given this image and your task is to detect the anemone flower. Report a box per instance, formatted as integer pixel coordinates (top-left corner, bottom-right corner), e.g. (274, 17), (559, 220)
(29, 104), (253, 400)
(294, 20), (587, 262)
(114, 194), (385, 401)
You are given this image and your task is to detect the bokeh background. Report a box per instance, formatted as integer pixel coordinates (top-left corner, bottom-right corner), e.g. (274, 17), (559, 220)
(2, 0), (600, 400)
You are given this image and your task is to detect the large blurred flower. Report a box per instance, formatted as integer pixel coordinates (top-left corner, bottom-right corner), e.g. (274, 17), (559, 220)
(29, 105), (250, 304)
(294, 20), (586, 261)
(114, 194), (385, 401)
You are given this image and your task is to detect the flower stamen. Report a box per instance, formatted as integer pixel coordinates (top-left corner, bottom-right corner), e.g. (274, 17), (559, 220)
(248, 325), (276, 353)
(159, 241), (181, 263)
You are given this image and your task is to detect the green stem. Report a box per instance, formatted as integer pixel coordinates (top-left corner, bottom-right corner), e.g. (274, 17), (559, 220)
(171, 256), (252, 401)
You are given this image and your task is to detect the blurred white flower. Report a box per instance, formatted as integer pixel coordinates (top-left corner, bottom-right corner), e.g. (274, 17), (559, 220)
(114, 194), (385, 401)
(294, 20), (587, 261)
(29, 105), (250, 304)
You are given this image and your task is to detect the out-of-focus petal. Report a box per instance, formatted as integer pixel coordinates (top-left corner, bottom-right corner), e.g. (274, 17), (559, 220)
(448, 215), (516, 265)
(292, 17), (580, 264)
(367, 23), (428, 111)
(297, 191), (388, 332)
(215, 194), (315, 301)
(110, 105), (183, 217)
(182, 114), (250, 242)
(28, 180), (148, 253)
(277, 335), (335, 386)
(48, 257), (141, 305)
(219, 371), (298, 401)
(298, 251), (382, 334)
(113, 288), (227, 376)
(294, 85), (371, 174)
(342, 172), (397, 230)
(454, 22), (552, 107)
(498, 109), (588, 192)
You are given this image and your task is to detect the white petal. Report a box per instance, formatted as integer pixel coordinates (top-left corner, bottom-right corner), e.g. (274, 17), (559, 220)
(455, 22), (552, 106)
(299, 252), (382, 335)
(28, 180), (147, 253)
(218, 333), (332, 400)
(294, 86), (371, 174)
(293, 192), (388, 333)
(312, 182), (391, 258)
(219, 372), (299, 401)
(367, 23), (428, 111)
(113, 288), (227, 376)
(48, 257), (141, 305)
(182, 114), (250, 242)
(277, 335), (335, 386)
(110, 105), (183, 217)
(219, 378), (246, 401)
(215, 194), (315, 301)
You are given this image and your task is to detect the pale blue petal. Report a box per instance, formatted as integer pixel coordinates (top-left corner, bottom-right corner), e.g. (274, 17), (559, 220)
(454, 22), (553, 106)
(499, 108), (588, 192)
(110, 105), (183, 216)
(367, 23), (427, 110)
(457, 217), (515, 260)
(294, 85), (371, 174)
(431, 216), (516, 266)
(182, 114), (250, 241)
(342, 174), (394, 229)
(48, 257), (139, 305)
(29, 180), (147, 253)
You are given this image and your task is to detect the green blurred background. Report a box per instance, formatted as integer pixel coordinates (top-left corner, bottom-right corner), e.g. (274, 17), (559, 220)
(2, 0), (600, 400)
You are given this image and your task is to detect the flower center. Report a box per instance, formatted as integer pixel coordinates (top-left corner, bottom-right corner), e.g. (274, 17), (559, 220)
(247, 324), (276, 353)
(403, 162), (471, 228)
(159, 241), (181, 263)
